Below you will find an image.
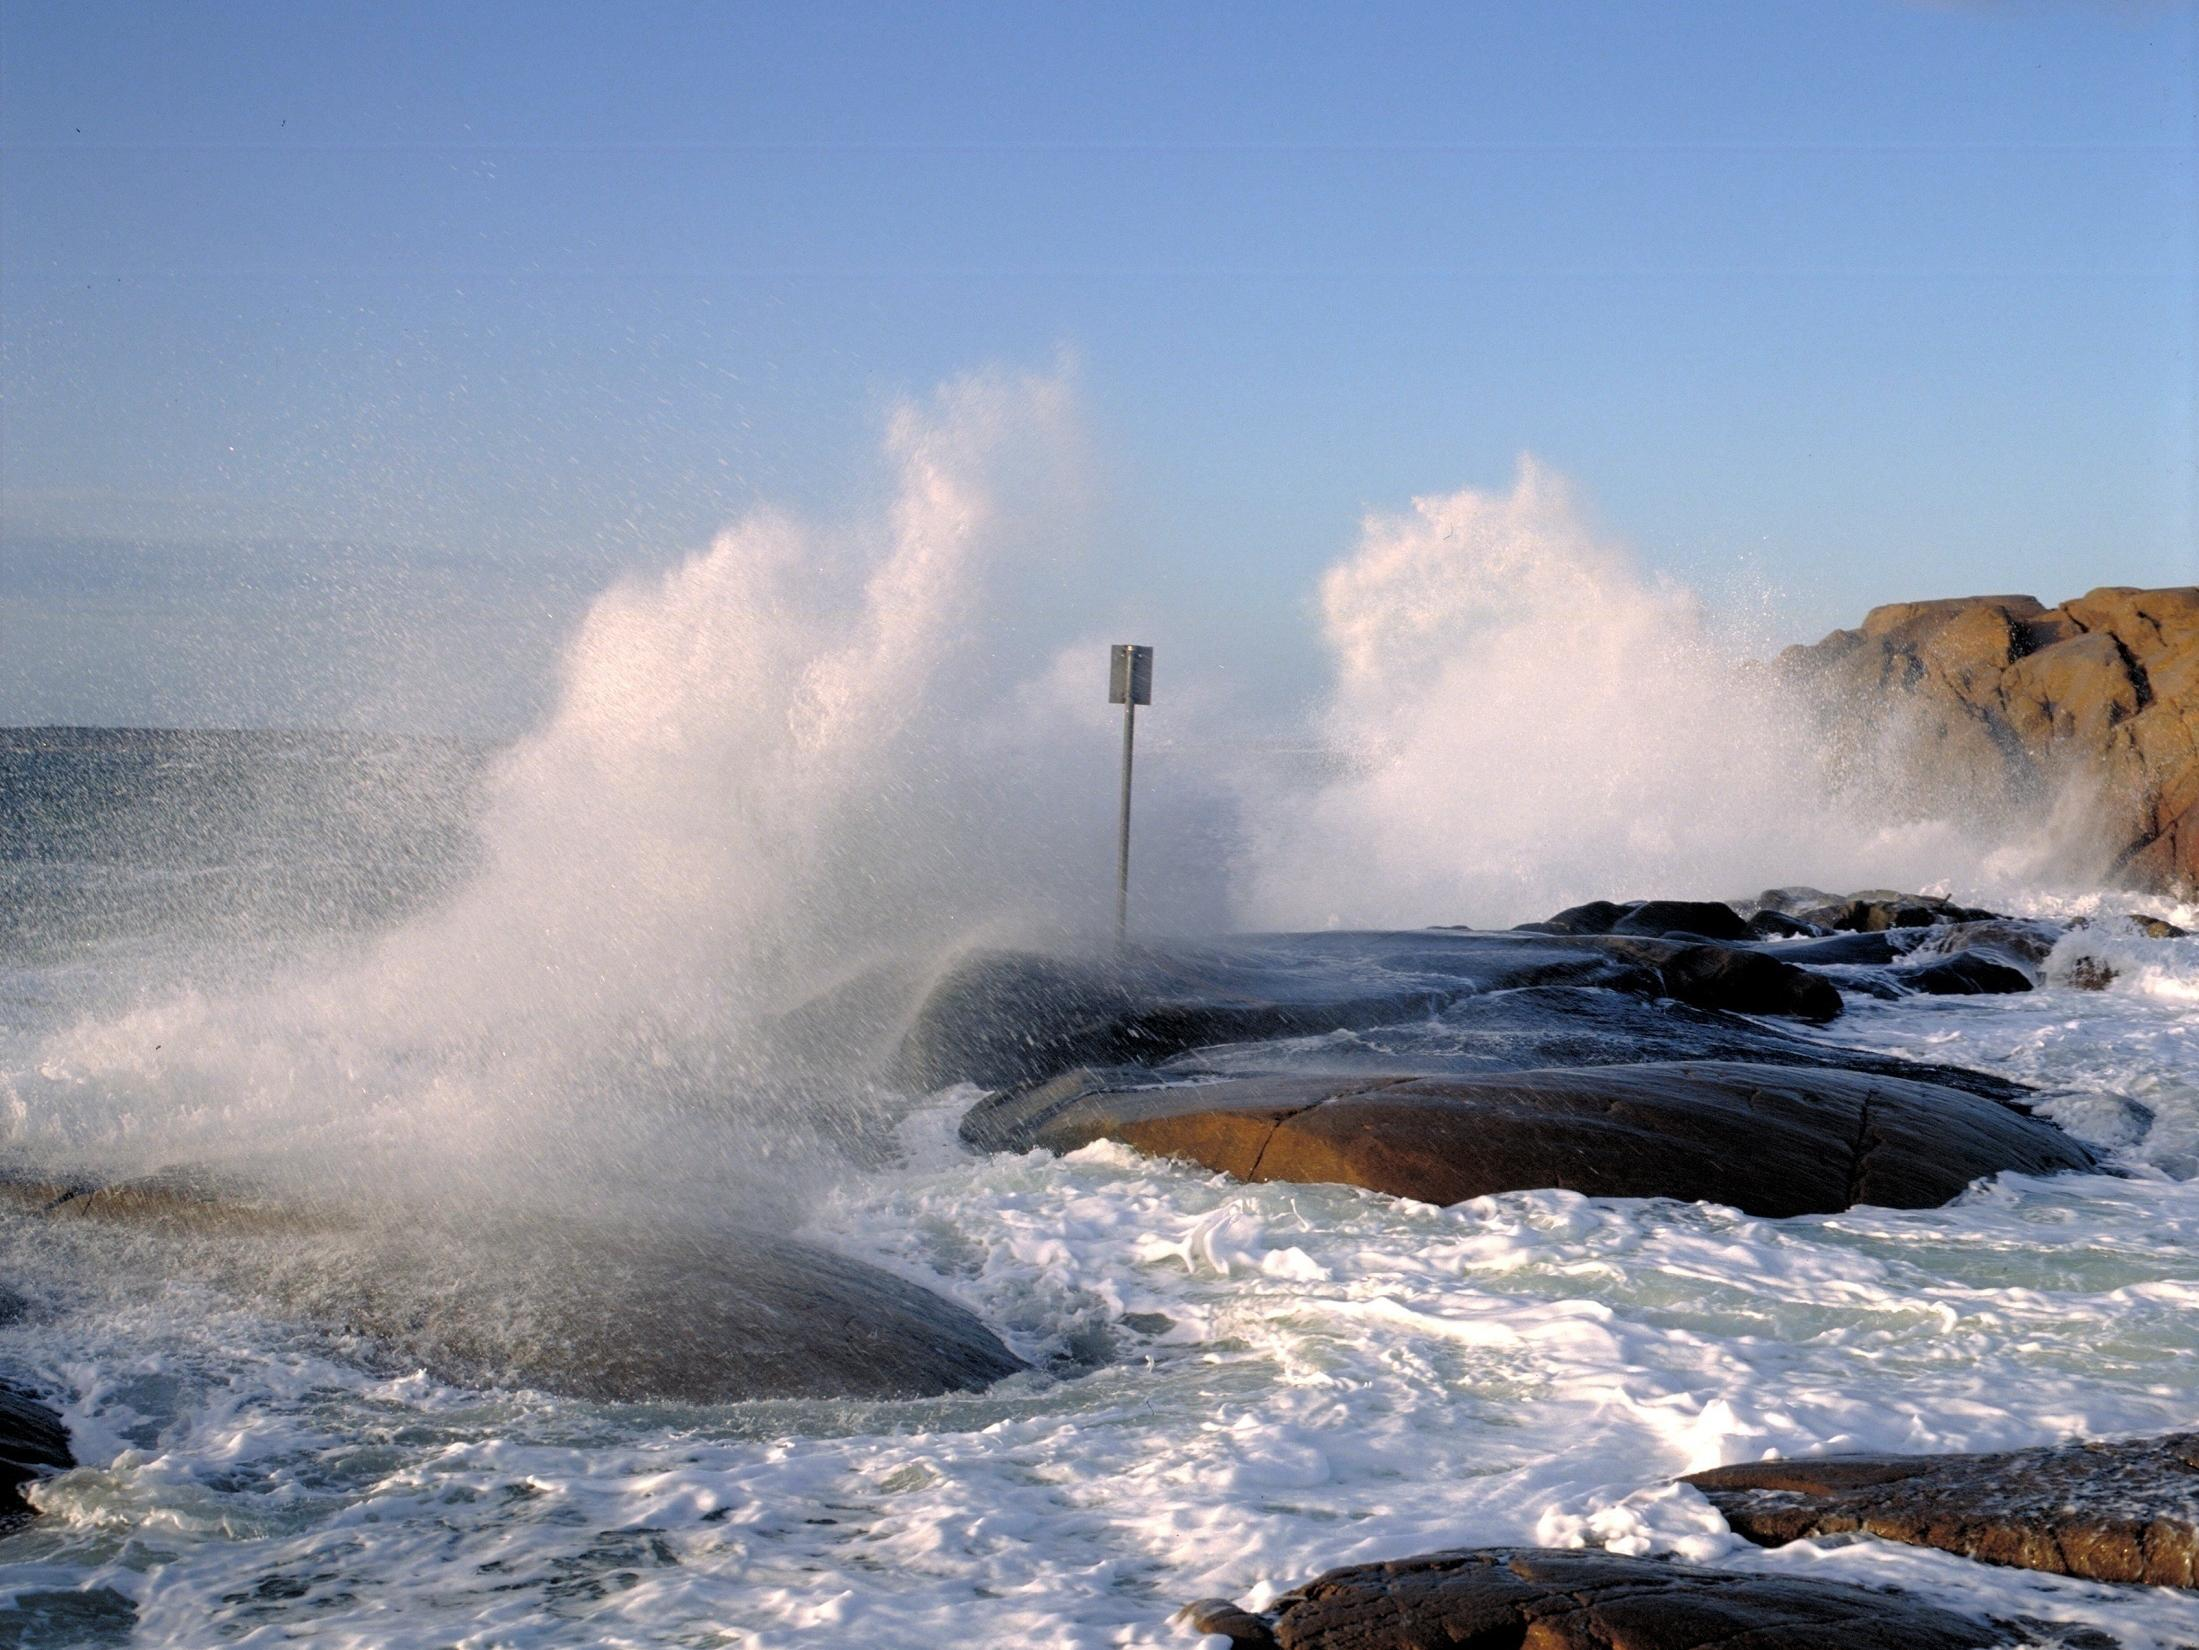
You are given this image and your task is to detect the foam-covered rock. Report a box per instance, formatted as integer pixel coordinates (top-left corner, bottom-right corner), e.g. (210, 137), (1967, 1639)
(1688, 1431), (2199, 1587)
(1181, 1546), (1999, 1649)
(1, 1379), (71, 1531)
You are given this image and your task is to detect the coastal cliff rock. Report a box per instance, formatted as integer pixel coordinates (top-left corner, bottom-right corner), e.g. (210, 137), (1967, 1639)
(1181, 1547), (2000, 1649)
(965, 1060), (2092, 1216)
(1780, 586), (2199, 896)
(1686, 1432), (2199, 1588)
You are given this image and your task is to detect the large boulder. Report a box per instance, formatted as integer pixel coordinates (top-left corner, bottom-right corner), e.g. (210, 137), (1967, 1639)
(1181, 1547), (1999, 1650)
(1781, 587), (2199, 898)
(1687, 1431), (2199, 1588)
(0, 1171), (1025, 1404)
(1, 1379), (71, 1532)
(964, 1060), (2092, 1217)
(893, 932), (1656, 1091)
(895, 931), (1845, 1093)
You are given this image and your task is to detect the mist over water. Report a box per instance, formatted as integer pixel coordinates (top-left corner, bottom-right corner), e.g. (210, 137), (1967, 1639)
(1241, 457), (2095, 930)
(1, 372), (2116, 1213)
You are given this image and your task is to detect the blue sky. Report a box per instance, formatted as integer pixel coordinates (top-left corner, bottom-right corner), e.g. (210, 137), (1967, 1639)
(3, 0), (2194, 731)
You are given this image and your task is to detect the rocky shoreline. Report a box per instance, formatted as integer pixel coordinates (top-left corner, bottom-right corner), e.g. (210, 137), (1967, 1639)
(3, 878), (2194, 1644)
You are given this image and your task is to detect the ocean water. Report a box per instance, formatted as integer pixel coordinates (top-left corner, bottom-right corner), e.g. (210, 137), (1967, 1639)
(3, 908), (2197, 1648)
(5, 379), (2194, 1646)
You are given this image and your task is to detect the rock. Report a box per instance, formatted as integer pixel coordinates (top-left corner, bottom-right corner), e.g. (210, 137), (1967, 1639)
(1133, 983), (2027, 1103)
(967, 1059), (2093, 1217)
(898, 931), (1856, 1094)
(1796, 893), (2002, 934)
(1519, 899), (1638, 936)
(1606, 900), (1753, 942)
(1687, 1431), (2199, 1588)
(1749, 929), (1920, 967)
(1781, 587), (2199, 899)
(1633, 941), (1844, 1021)
(0, 1171), (1026, 1404)
(1755, 885), (1840, 915)
(1918, 919), (2066, 967)
(1, 1379), (71, 1531)
(1180, 1547), (1999, 1650)
(2063, 955), (2119, 992)
(1900, 954), (2035, 996)
(896, 933), (1672, 1091)
(1746, 908), (1825, 939)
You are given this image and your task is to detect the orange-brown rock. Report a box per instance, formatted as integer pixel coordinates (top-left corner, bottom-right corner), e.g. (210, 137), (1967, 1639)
(1687, 1432), (2199, 1588)
(1781, 586), (2199, 897)
(970, 1060), (2093, 1216)
(1181, 1547), (1999, 1649)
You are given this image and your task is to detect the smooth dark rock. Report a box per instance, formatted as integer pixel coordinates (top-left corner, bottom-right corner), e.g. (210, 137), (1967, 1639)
(894, 933), (1665, 1091)
(1634, 941), (1843, 1021)
(0, 1171), (1025, 1404)
(1688, 1431), (2199, 1588)
(1608, 899), (1752, 942)
(1, 1379), (72, 1531)
(1746, 908), (1825, 939)
(967, 1060), (2093, 1217)
(1748, 929), (1920, 967)
(897, 931), (1857, 1095)
(1522, 899), (1640, 935)
(1901, 953), (2035, 996)
(1181, 1547), (1999, 1650)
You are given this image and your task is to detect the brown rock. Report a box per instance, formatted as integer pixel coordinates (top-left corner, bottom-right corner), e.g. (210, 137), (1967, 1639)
(1781, 586), (2199, 898)
(1686, 1431), (2199, 1588)
(974, 1060), (2093, 1216)
(1183, 1547), (1999, 1649)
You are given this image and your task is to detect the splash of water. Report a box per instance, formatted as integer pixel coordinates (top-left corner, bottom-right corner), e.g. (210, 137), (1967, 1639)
(8, 367), (1187, 1210)
(1237, 457), (2096, 930)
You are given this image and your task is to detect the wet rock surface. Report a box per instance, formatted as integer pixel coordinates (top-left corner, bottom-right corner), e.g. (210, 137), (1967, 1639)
(1900, 952), (2036, 996)
(1687, 1431), (2199, 1588)
(966, 1059), (2093, 1216)
(0, 1171), (1026, 1404)
(896, 929), (1854, 1093)
(1, 1377), (71, 1531)
(1181, 1546), (2002, 1649)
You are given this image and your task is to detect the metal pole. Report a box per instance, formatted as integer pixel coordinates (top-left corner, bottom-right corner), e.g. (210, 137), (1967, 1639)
(1115, 695), (1136, 945)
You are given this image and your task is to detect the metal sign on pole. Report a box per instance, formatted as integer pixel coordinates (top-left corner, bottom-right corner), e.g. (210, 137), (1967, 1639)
(1108, 644), (1153, 945)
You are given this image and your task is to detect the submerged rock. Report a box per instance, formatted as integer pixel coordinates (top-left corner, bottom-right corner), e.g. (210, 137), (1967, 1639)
(1181, 1546), (1999, 1650)
(1, 1379), (71, 1531)
(1687, 1431), (2199, 1588)
(965, 1059), (2092, 1216)
(1900, 953), (2036, 996)
(0, 1172), (1025, 1404)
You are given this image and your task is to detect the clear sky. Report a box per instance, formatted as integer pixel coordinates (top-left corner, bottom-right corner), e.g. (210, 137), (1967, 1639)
(3, 0), (2194, 732)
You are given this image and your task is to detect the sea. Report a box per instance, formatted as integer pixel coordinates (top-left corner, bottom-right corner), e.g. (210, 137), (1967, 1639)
(3, 387), (2196, 1647)
(1, 724), (2197, 1650)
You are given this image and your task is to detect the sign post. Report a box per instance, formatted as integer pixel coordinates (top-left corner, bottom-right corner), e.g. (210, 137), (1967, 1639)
(1108, 644), (1153, 945)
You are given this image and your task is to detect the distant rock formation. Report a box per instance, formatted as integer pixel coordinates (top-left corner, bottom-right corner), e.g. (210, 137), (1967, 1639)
(1779, 587), (2199, 896)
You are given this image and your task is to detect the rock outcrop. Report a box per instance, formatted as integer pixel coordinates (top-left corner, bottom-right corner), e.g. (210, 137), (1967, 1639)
(965, 1060), (2092, 1217)
(896, 931), (1844, 1093)
(1687, 1431), (2199, 1588)
(1181, 1547), (2000, 1650)
(1, 1379), (71, 1531)
(1780, 587), (2199, 897)
(0, 1170), (1026, 1404)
